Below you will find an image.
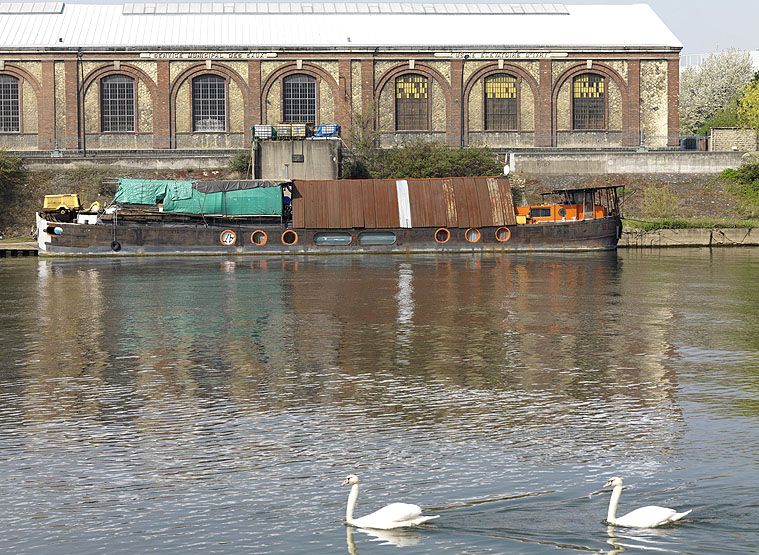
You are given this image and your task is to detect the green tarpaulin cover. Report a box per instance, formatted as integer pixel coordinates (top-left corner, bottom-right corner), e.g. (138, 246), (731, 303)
(113, 179), (283, 216)
(163, 186), (282, 216)
(114, 179), (190, 205)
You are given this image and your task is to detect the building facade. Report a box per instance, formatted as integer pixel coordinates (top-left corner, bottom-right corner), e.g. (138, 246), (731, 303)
(0, 2), (682, 152)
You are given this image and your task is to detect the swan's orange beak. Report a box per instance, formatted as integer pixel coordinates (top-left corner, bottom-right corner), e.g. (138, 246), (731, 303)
(341, 478), (350, 486)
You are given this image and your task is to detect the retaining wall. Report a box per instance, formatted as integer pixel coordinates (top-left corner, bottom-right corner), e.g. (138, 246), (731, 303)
(512, 151), (745, 174)
(619, 227), (757, 248)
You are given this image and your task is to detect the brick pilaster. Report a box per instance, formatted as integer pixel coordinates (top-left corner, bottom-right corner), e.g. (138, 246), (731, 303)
(154, 61), (171, 149)
(360, 59), (375, 143)
(64, 59), (80, 151)
(627, 60), (641, 147)
(38, 61), (56, 150)
(535, 59), (553, 147)
(246, 60), (261, 144)
(447, 59), (463, 146)
(337, 59), (352, 145)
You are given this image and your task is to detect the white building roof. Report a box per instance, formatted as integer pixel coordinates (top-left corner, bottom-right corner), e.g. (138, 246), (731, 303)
(0, 2), (682, 51)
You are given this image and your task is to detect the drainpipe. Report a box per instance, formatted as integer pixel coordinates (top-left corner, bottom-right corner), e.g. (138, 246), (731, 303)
(77, 49), (86, 157)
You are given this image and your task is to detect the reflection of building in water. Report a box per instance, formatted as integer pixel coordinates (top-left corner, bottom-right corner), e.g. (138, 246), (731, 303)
(395, 263), (414, 366)
(282, 254), (682, 440)
(20, 255), (683, 447)
(20, 260), (110, 422)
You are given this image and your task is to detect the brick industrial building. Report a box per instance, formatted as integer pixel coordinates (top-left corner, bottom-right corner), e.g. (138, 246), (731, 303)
(0, 2), (681, 153)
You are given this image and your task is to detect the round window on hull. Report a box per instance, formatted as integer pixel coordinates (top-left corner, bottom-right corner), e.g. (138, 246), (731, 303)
(465, 228), (481, 243)
(434, 228), (451, 244)
(219, 229), (237, 246)
(495, 226), (512, 243)
(250, 230), (268, 246)
(281, 229), (299, 245)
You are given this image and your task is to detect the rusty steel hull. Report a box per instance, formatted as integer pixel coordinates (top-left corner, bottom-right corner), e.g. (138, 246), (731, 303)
(37, 214), (621, 256)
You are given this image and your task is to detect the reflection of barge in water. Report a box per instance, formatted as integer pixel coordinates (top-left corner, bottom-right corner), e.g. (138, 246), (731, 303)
(36, 177), (622, 255)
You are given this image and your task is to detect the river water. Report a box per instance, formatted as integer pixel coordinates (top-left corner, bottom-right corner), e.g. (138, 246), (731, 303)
(0, 250), (757, 554)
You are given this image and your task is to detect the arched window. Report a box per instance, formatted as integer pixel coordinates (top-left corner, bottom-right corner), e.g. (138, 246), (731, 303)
(484, 74), (518, 131)
(192, 75), (226, 132)
(283, 74), (317, 124)
(573, 73), (606, 130)
(100, 75), (135, 132)
(395, 74), (429, 131)
(0, 75), (20, 133)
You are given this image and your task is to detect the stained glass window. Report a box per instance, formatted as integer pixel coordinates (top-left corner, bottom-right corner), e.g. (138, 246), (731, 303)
(573, 74), (606, 130)
(484, 74), (518, 131)
(395, 74), (429, 131)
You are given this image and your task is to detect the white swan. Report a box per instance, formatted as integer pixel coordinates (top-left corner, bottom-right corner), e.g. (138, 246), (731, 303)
(341, 474), (439, 530)
(600, 477), (691, 528)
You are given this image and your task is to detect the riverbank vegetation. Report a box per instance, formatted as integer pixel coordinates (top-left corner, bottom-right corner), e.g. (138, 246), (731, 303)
(719, 159), (759, 218)
(342, 141), (502, 179)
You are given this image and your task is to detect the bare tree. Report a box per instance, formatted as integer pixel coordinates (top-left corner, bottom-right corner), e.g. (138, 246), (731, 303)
(679, 49), (755, 134)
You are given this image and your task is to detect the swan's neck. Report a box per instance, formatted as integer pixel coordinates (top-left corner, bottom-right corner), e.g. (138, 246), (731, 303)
(346, 483), (359, 524)
(607, 485), (623, 523)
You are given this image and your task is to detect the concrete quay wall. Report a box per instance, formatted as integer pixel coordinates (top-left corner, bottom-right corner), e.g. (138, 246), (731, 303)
(619, 227), (757, 248)
(512, 152), (745, 175)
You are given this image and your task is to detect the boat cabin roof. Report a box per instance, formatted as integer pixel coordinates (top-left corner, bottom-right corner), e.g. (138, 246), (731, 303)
(540, 185), (623, 197)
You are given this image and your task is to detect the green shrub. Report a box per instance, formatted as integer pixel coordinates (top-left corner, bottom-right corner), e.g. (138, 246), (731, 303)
(0, 150), (24, 192)
(229, 151), (252, 176)
(347, 141), (502, 179)
(720, 161), (759, 218)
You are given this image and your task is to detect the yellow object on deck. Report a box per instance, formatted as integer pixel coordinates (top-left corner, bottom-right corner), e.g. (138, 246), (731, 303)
(43, 194), (81, 212)
(516, 215), (528, 225)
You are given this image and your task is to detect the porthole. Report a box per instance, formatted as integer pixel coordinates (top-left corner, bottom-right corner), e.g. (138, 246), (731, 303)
(358, 231), (396, 246)
(465, 228), (481, 243)
(314, 232), (352, 246)
(434, 228), (451, 244)
(495, 226), (512, 243)
(558, 207), (567, 218)
(219, 229), (237, 246)
(250, 229), (268, 246)
(281, 229), (299, 245)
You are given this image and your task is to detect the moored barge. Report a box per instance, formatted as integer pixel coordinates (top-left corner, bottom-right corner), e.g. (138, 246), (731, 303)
(36, 177), (622, 255)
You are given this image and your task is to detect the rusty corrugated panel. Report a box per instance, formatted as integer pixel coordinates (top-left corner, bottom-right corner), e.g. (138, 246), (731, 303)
(452, 178), (470, 228)
(361, 179), (377, 228)
(442, 178), (458, 227)
(498, 178), (517, 225)
(291, 182), (305, 228)
(464, 178), (483, 227)
(293, 177), (514, 230)
(428, 179), (451, 227)
(311, 181), (323, 228)
(373, 179), (400, 228)
(408, 179), (433, 227)
(474, 177), (494, 227)
(348, 181), (365, 228)
(317, 181), (331, 228)
(337, 182), (351, 229)
(486, 178), (505, 226)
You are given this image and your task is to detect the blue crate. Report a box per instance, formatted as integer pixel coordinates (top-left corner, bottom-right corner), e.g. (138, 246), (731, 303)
(313, 123), (341, 138)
